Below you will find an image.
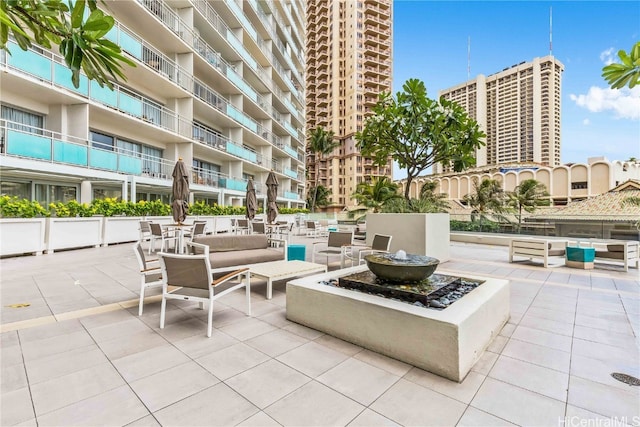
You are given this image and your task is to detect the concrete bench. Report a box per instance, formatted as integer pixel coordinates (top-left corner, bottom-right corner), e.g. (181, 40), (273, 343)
(509, 238), (567, 267)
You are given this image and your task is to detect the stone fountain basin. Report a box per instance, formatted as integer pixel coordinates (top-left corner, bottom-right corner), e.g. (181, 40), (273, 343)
(364, 253), (439, 283)
(286, 265), (510, 382)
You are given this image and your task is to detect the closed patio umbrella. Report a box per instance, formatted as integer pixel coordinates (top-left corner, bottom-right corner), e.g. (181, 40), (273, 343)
(266, 171), (279, 224)
(171, 158), (189, 224)
(246, 178), (257, 220)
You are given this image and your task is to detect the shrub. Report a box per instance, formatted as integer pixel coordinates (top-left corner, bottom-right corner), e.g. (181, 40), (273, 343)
(0, 196), (48, 218)
(49, 200), (94, 217)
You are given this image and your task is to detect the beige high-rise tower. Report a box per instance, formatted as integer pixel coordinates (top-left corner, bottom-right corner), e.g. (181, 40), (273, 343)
(435, 56), (563, 173)
(306, 0), (393, 212)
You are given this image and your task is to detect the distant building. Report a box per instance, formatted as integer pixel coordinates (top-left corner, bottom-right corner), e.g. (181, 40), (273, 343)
(401, 158), (640, 206)
(436, 56), (564, 173)
(305, 0), (393, 212)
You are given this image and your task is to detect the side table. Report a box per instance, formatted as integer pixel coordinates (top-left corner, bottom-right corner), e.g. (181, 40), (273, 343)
(566, 246), (595, 269)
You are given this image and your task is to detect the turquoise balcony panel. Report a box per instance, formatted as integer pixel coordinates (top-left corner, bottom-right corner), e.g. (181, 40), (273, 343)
(8, 45), (51, 81)
(118, 154), (143, 174)
(89, 148), (117, 170)
(119, 92), (143, 116)
(284, 145), (297, 158)
(226, 143), (258, 163)
(284, 168), (298, 179)
(284, 121), (298, 138)
(226, 0), (257, 40)
(53, 141), (88, 166)
(7, 131), (51, 160)
(284, 97), (298, 117)
(226, 105), (258, 132)
(106, 26), (118, 44)
(285, 191), (299, 200)
(226, 35), (257, 69)
(119, 31), (142, 59)
(219, 178), (246, 191)
(90, 81), (118, 107)
(226, 70), (258, 101)
(54, 64), (89, 95)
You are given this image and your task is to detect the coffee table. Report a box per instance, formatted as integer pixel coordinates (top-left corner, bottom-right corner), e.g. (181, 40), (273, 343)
(248, 260), (327, 299)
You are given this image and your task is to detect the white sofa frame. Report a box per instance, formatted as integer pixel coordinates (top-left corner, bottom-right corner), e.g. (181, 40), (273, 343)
(509, 238), (567, 268)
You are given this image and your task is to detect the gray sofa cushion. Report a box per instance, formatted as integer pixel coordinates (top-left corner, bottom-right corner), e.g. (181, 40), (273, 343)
(210, 249), (283, 269)
(193, 234), (268, 252)
(596, 251), (624, 260)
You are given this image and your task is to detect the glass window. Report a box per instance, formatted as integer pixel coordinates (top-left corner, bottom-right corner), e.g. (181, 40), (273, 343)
(1, 105), (44, 134)
(35, 183), (77, 205)
(90, 131), (114, 151)
(93, 187), (122, 200)
(1, 181), (31, 199)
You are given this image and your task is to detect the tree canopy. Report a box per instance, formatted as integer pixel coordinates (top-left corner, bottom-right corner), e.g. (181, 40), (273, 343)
(356, 78), (485, 200)
(507, 179), (550, 231)
(602, 42), (640, 89)
(351, 176), (402, 213)
(1, 0), (135, 89)
(307, 126), (339, 212)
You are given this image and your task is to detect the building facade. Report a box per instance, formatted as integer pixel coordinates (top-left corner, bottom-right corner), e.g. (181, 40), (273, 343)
(435, 56), (564, 173)
(305, 0), (393, 212)
(0, 0), (306, 209)
(401, 158), (640, 206)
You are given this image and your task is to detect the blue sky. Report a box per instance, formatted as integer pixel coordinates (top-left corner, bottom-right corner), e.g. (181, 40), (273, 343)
(391, 1), (640, 179)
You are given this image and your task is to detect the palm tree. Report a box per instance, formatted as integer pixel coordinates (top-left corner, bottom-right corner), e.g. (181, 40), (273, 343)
(308, 127), (339, 212)
(463, 179), (507, 230)
(419, 181), (450, 212)
(351, 176), (402, 214)
(507, 179), (550, 232)
(306, 185), (331, 209)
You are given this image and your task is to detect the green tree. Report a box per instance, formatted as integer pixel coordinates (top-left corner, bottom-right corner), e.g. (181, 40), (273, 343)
(602, 42), (640, 89)
(463, 179), (507, 229)
(1, 0), (135, 89)
(418, 181), (450, 212)
(307, 126), (339, 212)
(356, 78), (485, 201)
(351, 176), (402, 213)
(306, 184), (331, 209)
(507, 179), (550, 232)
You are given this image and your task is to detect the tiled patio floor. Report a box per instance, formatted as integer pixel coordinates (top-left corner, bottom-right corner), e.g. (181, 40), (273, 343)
(1, 236), (639, 426)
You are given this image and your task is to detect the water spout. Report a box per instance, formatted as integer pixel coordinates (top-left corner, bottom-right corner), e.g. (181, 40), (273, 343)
(394, 250), (407, 260)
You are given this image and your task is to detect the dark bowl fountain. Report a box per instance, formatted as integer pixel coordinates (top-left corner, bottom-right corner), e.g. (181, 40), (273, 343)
(364, 251), (440, 283)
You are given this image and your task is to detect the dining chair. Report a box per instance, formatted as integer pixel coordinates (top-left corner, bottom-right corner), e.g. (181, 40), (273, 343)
(354, 234), (393, 265)
(149, 223), (179, 254)
(251, 221), (266, 234)
(312, 230), (354, 268)
(158, 252), (250, 337)
(133, 241), (163, 316)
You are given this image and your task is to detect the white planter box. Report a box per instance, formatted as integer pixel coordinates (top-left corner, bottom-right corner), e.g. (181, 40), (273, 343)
(103, 216), (143, 245)
(194, 216), (216, 234)
(366, 213), (451, 262)
(46, 217), (103, 253)
(144, 216), (173, 225)
(0, 218), (47, 256)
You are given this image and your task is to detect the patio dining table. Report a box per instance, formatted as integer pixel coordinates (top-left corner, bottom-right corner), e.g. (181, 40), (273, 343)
(162, 223), (193, 254)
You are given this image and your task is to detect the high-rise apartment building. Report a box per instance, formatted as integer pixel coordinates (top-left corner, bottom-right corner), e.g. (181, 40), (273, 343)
(435, 56), (563, 174)
(306, 0), (393, 212)
(0, 0), (306, 209)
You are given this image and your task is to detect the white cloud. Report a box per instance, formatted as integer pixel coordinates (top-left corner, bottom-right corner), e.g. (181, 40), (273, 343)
(600, 47), (616, 65)
(582, 119), (590, 125)
(570, 86), (640, 120)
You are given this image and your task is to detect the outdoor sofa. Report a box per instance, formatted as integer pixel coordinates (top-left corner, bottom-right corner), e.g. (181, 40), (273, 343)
(509, 237), (567, 267)
(187, 234), (287, 273)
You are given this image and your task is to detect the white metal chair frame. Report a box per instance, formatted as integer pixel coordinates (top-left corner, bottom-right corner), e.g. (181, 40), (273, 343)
(312, 230), (354, 268)
(149, 222), (180, 254)
(158, 252), (251, 337)
(133, 241), (163, 316)
(354, 234), (393, 266)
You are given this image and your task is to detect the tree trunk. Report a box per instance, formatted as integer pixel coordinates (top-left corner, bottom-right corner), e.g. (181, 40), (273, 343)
(404, 176), (413, 200)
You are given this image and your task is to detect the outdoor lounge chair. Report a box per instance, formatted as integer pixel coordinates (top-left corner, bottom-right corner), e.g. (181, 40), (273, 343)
(158, 252), (251, 337)
(133, 241), (163, 316)
(183, 221), (207, 242)
(312, 230), (354, 268)
(348, 233), (393, 266)
(149, 222), (180, 254)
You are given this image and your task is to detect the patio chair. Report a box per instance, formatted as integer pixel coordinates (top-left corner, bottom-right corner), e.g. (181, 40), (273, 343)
(149, 222), (180, 254)
(139, 220), (152, 243)
(158, 252), (250, 337)
(251, 221), (266, 234)
(184, 221), (207, 242)
(235, 218), (250, 235)
(312, 230), (354, 268)
(133, 241), (163, 316)
(305, 220), (327, 238)
(352, 233), (393, 266)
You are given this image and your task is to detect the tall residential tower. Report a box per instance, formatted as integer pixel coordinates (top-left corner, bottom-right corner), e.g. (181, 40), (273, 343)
(1, 0), (306, 209)
(435, 56), (564, 173)
(306, 0), (393, 212)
